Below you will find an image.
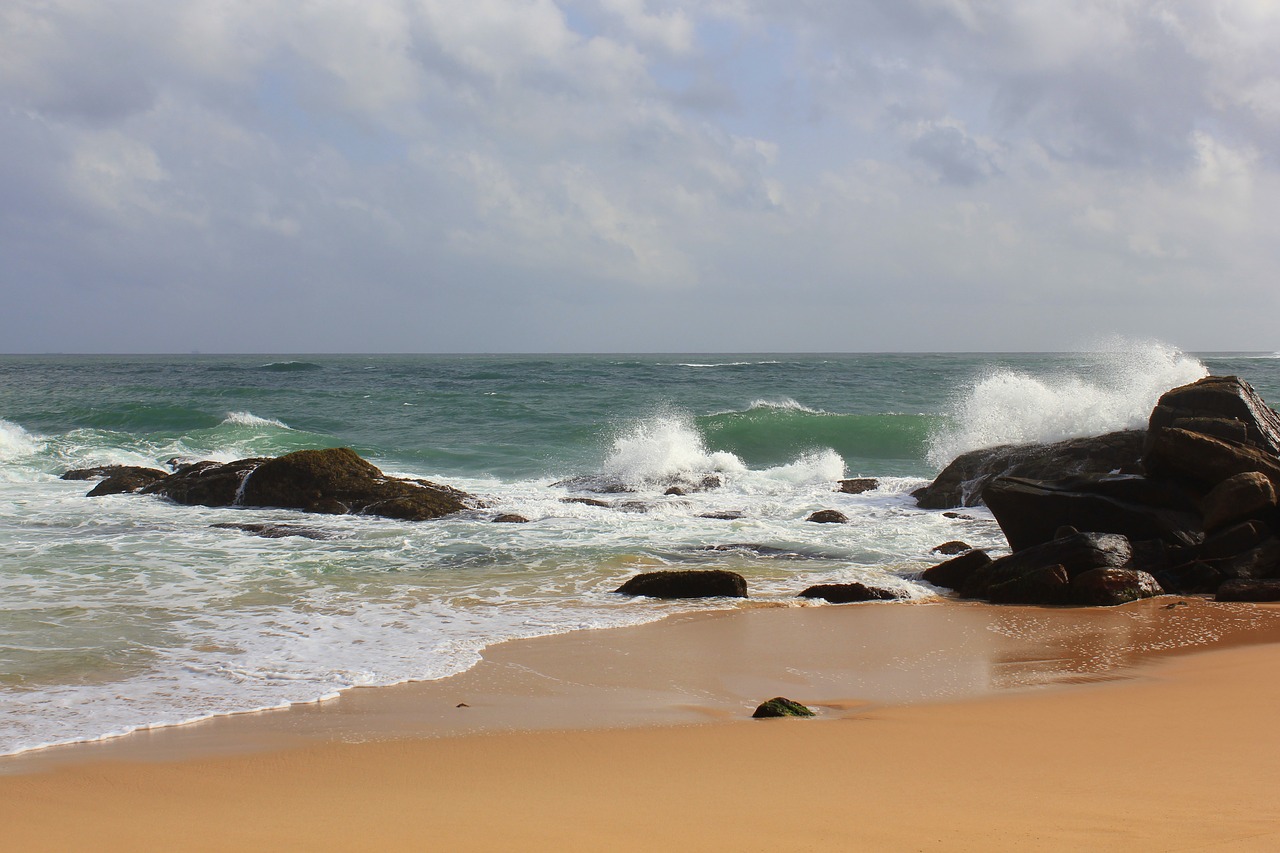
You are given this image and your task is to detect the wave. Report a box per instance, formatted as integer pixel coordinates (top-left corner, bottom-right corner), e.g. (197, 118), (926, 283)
(258, 361), (323, 372)
(220, 411), (292, 429)
(0, 419), (41, 461)
(599, 414), (748, 490)
(927, 339), (1208, 467)
(666, 361), (783, 368)
(698, 407), (934, 467)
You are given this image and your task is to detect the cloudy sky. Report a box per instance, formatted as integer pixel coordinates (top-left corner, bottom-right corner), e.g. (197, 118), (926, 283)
(3, 1), (1279, 353)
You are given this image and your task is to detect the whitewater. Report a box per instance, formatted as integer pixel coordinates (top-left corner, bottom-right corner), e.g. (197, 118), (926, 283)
(0, 345), (1271, 756)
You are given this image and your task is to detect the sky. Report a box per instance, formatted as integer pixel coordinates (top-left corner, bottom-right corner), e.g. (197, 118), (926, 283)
(2, 0), (1279, 353)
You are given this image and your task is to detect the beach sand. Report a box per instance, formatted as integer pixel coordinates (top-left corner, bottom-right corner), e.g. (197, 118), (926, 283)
(4, 598), (1280, 851)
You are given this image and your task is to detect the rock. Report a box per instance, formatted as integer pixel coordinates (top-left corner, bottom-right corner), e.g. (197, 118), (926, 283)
(664, 487), (686, 496)
(83, 467), (170, 496)
(143, 459), (266, 507)
(942, 512), (974, 520)
(931, 540), (972, 556)
(1143, 428), (1280, 493)
(982, 474), (1202, 552)
(1070, 568), (1164, 606)
(696, 544), (820, 559)
(210, 522), (334, 540)
(63, 465), (167, 482)
(752, 697), (815, 718)
(807, 510), (848, 524)
(1216, 579), (1280, 602)
(615, 569), (748, 599)
(797, 583), (906, 603)
(962, 532), (1133, 602)
(1148, 375), (1280, 456)
(697, 511), (744, 520)
(913, 430), (1145, 510)
(1200, 472), (1278, 532)
(986, 564), (1072, 606)
(143, 449), (472, 521)
(837, 478), (879, 494)
(921, 549), (992, 592)
(560, 496), (610, 508)
(492, 514), (530, 523)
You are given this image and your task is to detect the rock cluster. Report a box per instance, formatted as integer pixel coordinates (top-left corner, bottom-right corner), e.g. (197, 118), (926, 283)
(919, 376), (1280, 604)
(69, 448), (475, 522)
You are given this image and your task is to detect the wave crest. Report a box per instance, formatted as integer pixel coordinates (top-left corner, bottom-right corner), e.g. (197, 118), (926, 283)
(927, 339), (1208, 467)
(0, 418), (41, 461)
(221, 412), (292, 429)
(600, 414), (747, 489)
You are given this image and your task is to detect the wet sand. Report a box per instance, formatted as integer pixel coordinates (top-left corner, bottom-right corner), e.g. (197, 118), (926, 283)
(3, 598), (1280, 850)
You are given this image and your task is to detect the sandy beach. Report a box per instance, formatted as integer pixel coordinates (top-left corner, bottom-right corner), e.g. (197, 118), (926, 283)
(3, 597), (1280, 851)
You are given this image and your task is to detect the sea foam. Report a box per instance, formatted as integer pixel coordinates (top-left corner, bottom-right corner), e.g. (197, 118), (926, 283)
(0, 418), (40, 460)
(221, 411), (292, 429)
(600, 414), (747, 489)
(927, 339), (1208, 467)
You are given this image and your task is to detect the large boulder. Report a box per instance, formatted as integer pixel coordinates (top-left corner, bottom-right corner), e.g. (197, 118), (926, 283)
(615, 569), (748, 599)
(1200, 472), (1278, 533)
(982, 474), (1202, 552)
(1147, 375), (1280, 456)
(1070, 568), (1164, 606)
(913, 430), (1145, 509)
(921, 548), (992, 592)
(71, 466), (170, 496)
(1217, 579), (1280, 602)
(961, 532), (1132, 603)
(1143, 428), (1280, 493)
(142, 449), (473, 520)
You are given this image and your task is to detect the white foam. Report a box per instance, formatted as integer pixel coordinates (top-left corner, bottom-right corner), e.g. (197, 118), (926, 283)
(600, 413), (747, 489)
(221, 411), (291, 429)
(0, 418), (41, 461)
(927, 339), (1208, 467)
(747, 398), (823, 413)
(760, 449), (846, 484)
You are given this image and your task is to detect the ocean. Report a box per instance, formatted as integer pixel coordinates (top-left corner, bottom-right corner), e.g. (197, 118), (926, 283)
(2, 344), (1277, 756)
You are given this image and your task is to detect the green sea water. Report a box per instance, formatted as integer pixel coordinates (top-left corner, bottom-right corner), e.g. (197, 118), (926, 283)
(0, 344), (1274, 754)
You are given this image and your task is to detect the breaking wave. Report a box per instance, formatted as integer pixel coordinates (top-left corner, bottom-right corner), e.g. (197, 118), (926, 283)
(927, 339), (1208, 467)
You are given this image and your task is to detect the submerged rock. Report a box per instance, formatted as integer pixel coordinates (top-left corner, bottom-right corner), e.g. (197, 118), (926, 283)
(798, 582), (907, 604)
(752, 697), (815, 718)
(210, 522), (335, 540)
(806, 509), (848, 524)
(931, 540), (972, 556)
(492, 513), (530, 523)
(837, 478), (879, 494)
(615, 569), (748, 599)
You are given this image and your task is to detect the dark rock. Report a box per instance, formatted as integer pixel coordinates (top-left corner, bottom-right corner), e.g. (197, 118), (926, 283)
(615, 569), (748, 599)
(987, 564), (1072, 606)
(492, 514), (530, 523)
(143, 459), (266, 507)
(921, 549), (992, 592)
(63, 465), (167, 482)
(1148, 375), (1280, 456)
(797, 583), (906, 603)
(210, 522), (335, 540)
(83, 467), (170, 496)
(931, 540), (972, 556)
(1144, 428), (1280, 493)
(560, 496), (611, 508)
(664, 487), (686, 496)
(1070, 568), (1164, 606)
(982, 474), (1202, 552)
(942, 512), (974, 520)
(752, 697), (815, 718)
(697, 511), (744, 520)
(1197, 520), (1272, 561)
(696, 544), (817, 559)
(144, 449), (472, 521)
(1201, 538), (1280, 581)
(962, 532), (1132, 601)
(914, 430), (1145, 510)
(1217, 579), (1280, 602)
(550, 475), (633, 494)
(807, 510), (848, 524)
(1200, 472), (1277, 532)
(837, 478), (879, 495)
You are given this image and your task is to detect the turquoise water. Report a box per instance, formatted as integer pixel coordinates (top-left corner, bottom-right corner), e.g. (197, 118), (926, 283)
(0, 345), (1274, 754)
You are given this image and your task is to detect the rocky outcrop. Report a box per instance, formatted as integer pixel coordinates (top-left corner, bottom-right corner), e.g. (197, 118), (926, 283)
(614, 569), (748, 599)
(921, 549), (992, 591)
(837, 478), (879, 494)
(752, 697), (815, 718)
(63, 465), (170, 496)
(913, 431), (1144, 510)
(797, 582), (906, 603)
(137, 448), (473, 521)
(925, 376), (1280, 604)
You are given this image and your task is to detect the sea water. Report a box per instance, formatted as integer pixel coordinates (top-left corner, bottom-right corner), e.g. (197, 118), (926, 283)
(0, 343), (1274, 755)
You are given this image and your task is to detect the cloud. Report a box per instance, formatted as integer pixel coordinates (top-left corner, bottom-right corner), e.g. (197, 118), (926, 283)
(0, 0), (1278, 352)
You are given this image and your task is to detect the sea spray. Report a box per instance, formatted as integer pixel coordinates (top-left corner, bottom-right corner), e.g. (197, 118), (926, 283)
(599, 413), (747, 489)
(926, 340), (1208, 467)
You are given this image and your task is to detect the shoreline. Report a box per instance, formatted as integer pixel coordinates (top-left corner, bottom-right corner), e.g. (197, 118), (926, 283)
(5, 597), (1280, 849)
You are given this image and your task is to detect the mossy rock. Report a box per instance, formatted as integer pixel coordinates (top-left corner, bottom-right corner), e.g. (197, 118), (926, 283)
(752, 697), (815, 718)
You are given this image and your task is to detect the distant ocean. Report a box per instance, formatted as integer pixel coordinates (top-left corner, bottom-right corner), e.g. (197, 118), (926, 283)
(2, 344), (1277, 755)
